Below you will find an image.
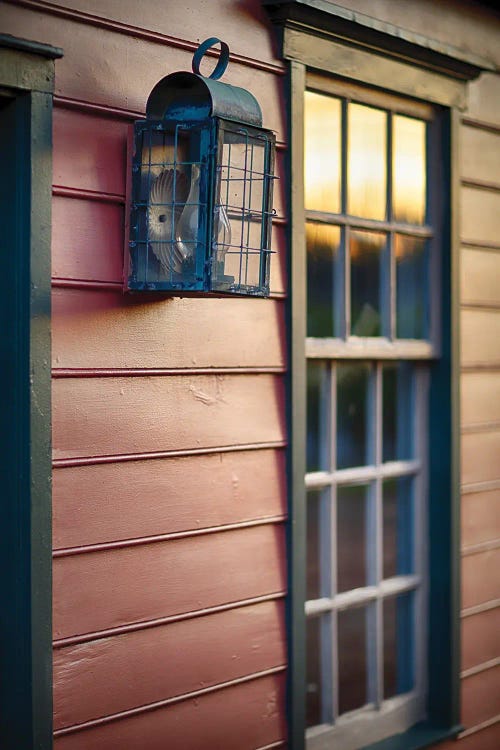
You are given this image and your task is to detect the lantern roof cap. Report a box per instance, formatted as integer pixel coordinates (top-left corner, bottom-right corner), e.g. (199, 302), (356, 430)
(146, 38), (263, 128)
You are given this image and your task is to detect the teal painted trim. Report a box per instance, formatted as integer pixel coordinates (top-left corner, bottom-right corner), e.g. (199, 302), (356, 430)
(363, 722), (463, 750)
(285, 58), (307, 750)
(0, 33), (63, 59)
(0, 44), (55, 750)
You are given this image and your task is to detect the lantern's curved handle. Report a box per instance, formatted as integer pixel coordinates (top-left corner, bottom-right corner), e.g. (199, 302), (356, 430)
(192, 37), (230, 80)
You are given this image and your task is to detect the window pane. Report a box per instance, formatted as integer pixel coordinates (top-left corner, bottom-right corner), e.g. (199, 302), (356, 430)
(307, 490), (323, 600)
(305, 91), (341, 213)
(350, 230), (385, 337)
(382, 362), (414, 462)
(307, 223), (341, 337)
(396, 235), (428, 339)
(306, 616), (325, 727)
(383, 478), (413, 578)
(337, 484), (368, 593)
(348, 103), (387, 220)
(307, 360), (329, 472)
(338, 607), (368, 714)
(393, 116), (426, 225)
(384, 593), (415, 699)
(337, 362), (370, 469)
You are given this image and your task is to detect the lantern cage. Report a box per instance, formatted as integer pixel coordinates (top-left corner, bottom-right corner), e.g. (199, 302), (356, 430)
(125, 38), (276, 297)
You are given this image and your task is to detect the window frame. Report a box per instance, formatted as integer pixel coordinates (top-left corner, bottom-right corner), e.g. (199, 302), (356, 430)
(260, 3), (486, 746)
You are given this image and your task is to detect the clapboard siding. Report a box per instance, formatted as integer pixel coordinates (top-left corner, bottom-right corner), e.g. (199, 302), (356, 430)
(52, 290), (286, 370)
(466, 73), (500, 128)
(461, 546), (500, 610)
(461, 665), (500, 729)
(460, 188), (500, 247)
(460, 126), (500, 186)
(462, 606), (500, 673)
(54, 599), (286, 729)
(461, 309), (500, 368)
(462, 431), (500, 487)
(0, 4), (286, 139)
(53, 374), (285, 461)
(461, 247), (500, 308)
(440, 723), (500, 750)
(461, 489), (500, 548)
(461, 372), (500, 428)
(51, 196), (287, 293)
(53, 448), (286, 549)
(53, 671), (286, 750)
(53, 524), (286, 641)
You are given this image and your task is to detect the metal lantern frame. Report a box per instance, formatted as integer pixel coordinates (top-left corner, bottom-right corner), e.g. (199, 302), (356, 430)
(124, 38), (276, 297)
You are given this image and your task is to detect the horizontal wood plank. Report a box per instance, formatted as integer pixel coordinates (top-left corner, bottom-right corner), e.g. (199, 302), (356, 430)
(461, 372), (500, 428)
(462, 431), (500, 487)
(461, 488), (500, 548)
(461, 247), (500, 308)
(53, 671), (286, 750)
(460, 126), (500, 186)
(51, 196), (286, 293)
(53, 374), (285, 460)
(460, 187), (500, 247)
(52, 289), (286, 370)
(0, 4), (285, 139)
(461, 606), (500, 673)
(466, 73), (500, 129)
(462, 546), (500, 610)
(53, 523), (286, 640)
(40, 0), (282, 69)
(440, 721), (500, 750)
(461, 309), (500, 368)
(54, 599), (285, 729)
(461, 664), (500, 729)
(53, 448), (286, 549)
(53, 107), (127, 196)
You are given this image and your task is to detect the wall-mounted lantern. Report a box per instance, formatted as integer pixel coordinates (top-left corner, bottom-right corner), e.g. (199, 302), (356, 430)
(125, 38), (276, 296)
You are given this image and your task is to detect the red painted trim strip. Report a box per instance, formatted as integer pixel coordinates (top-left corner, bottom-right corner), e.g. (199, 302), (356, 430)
(10, 0), (286, 76)
(53, 665), (287, 736)
(52, 366), (286, 378)
(51, 278), (123, 291)
(52, 591), (287, 648)
(53, 515), (288, 558)
(53, 184), (125, 205)
(52, 440), (288, 468)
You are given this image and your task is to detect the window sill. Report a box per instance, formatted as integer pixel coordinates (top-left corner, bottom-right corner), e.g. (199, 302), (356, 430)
(363, 722), (463, 750)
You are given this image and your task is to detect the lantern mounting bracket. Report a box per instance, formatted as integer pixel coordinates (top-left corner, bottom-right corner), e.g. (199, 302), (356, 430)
(191, 37), (230, 80)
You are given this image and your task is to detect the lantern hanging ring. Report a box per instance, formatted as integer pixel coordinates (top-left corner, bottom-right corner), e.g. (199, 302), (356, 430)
(192, 37), (230, 80)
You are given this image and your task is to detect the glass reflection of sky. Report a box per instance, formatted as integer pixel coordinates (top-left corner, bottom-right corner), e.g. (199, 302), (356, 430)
(393, 116), (426, 225)
(348, 102), (387, 220)
(304, 91), (341, 213)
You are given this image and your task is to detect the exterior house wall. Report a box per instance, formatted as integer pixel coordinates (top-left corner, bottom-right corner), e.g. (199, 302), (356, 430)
(0, 0), (499, 748)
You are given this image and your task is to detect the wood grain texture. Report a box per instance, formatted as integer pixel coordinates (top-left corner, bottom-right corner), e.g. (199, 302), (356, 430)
(35, 0), (282, 68)
(462, 431), (500, 487)
(52, 196), (124, 282)
(53, 448), (286, 549)
(0, 4), (286, 139)
(52, 289), (286, 370)
(461, 488), (500, 548)
(53, 524), (286, 640)
(462, 606), (500, 673)
(53, 671), (286, 750)
(461, 247), (500, 308)
(460, 187), (500, 247)
(53, 374), (285, 460)
(51, 197), (286, 293)
(462, 546), (500, 610)
(461, 372), (500, 429)
(54, 599), (285, 729)
(53, 106), (127, 195)
(460, 126), (500, 186)
(461, 309), (500, 367)
(461, 664), (500, 729)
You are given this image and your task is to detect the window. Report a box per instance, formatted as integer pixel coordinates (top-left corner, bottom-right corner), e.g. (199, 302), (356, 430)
(304, 79), (435, 749)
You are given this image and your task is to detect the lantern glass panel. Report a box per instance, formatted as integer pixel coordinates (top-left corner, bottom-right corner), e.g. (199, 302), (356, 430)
(211, 124), (274, 294)
(129, 122), (211, 290)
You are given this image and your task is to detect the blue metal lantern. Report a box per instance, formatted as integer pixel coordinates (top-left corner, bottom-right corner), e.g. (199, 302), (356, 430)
(125, 38), (276, 296)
